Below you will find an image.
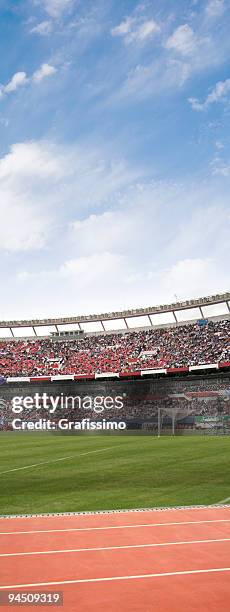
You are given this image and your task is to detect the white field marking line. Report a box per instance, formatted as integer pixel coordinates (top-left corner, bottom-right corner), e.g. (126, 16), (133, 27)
(217, 496), (230, 504)
(1, 537), (230, 558)
(1, 567), (230, 589)
(1, 518), (230, 536)
(0, 446), (122, 476)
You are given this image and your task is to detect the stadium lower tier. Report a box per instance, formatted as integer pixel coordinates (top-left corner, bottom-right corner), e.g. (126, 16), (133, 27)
(0, 373), (230, 433)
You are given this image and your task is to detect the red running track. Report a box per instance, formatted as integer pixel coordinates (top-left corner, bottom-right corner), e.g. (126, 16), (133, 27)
(0, 506), (230, 611)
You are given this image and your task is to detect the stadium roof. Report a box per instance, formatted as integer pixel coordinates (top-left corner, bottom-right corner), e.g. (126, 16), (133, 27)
(0, 292), (229, 338)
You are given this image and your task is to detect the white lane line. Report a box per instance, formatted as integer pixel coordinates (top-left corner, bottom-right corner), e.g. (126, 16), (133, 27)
(1, 518), (230, 536)
(1, 567), (230, 589)
(0, 446), (120, 476)
(1, 537), (230, 558)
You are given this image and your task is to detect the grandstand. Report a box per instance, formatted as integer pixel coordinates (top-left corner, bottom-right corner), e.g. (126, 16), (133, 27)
(0, 292), (229, 378)
(0, 292), (229, 435)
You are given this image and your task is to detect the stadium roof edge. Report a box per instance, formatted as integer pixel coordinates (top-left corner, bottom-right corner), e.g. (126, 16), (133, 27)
(0, 291), (229, 330)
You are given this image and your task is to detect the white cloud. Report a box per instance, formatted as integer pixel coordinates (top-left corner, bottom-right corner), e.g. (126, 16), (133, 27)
(189, 78), (230, 111)
(205, 0), (225, 18)
(113, 63), (157, 101)
(30, 20), (53, 35)
(212, 158), (230, 176)
(19, 252), (123, 283)
(0, 72), (27, 97)
(188, 97), (204, 111)
(135, 21), (160, 41)
(0, 63), (57, 99)
(0, 137), (229, 317)
(41, 0), (73, 18)
(60, 253), (123, 283)
(108, 56), (192, 105)
(167, 59), (191, 87)
(32, 63), (57, 82)
(165, 25), (198, 56)
(203, 78), (230, 104)
(0, 141), (63, 251)
(16, 250), (229, 319)
(0, 141), (64, 180)
(0, 193), (48, 251)
(0, 140), (140, 252)
(16, 252), (126, 318)
(111, 18), (160, 45)
(161, 257), (226, 300)
(71, 209), (141, 255)
(2, 166), (228, 317)
(215, 141), (224, 150)
(111, 17), (133, 37)
(109, 15), (223, 105)
(71, 183), (230, 266)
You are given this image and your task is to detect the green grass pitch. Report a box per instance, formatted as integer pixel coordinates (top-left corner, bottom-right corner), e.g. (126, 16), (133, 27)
(0, 433), (230, 516)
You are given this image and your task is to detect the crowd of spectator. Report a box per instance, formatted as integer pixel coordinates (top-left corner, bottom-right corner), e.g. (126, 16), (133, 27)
(1, 393), (229, 430)
(1, 371), (230, 429)
(0, 319), (229, 377)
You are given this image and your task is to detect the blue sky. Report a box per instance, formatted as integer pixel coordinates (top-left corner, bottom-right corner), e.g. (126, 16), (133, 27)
(0, 0), (229, 319)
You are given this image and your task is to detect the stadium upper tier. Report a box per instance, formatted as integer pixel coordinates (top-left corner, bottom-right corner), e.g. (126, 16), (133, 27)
(0, 292), (229, 338)
(0, 319), (229, 378)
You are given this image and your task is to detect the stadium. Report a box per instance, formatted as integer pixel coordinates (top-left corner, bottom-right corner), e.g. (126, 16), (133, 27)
(0, 292), (230, 610)
(1, 1), (230, 607)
